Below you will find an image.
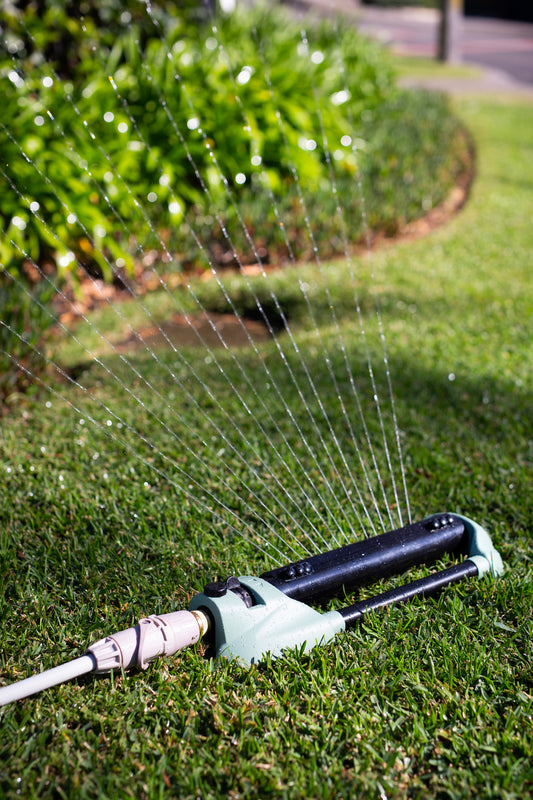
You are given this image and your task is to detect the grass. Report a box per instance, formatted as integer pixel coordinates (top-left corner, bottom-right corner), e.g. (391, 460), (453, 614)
(1, 84), (532, 798)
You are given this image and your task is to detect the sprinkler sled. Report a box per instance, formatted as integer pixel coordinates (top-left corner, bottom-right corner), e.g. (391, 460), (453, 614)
(0, 513), (503, 707)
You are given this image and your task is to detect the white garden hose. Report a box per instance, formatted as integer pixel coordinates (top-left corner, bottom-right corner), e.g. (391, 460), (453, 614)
(0, 609), (209, 707)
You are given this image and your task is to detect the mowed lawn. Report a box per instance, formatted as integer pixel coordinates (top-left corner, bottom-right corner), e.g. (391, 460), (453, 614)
(0, 90), (532, 798)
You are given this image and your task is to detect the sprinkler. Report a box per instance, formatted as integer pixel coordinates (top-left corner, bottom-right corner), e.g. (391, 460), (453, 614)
(0, 513), (503, 707)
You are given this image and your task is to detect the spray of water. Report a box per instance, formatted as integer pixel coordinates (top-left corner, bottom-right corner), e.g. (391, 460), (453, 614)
(0, 4), (410, 567)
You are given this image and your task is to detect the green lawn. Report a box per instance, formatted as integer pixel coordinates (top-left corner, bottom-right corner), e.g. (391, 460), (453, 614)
(0, 90), (532, 798)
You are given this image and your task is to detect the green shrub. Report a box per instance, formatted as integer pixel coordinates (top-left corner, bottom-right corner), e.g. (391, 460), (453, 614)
(0, 2), (394, 283)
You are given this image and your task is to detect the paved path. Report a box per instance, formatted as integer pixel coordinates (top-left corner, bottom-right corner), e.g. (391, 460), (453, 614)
(284, 0), (533, 98)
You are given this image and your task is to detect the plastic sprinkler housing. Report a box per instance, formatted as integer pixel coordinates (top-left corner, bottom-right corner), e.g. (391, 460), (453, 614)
(0, 512), (503, 706)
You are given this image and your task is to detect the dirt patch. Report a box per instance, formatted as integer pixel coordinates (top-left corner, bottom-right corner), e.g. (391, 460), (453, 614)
(115, 312), (272, 352)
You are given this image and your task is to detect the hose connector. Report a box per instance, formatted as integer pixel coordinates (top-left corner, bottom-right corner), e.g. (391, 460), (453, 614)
(87, 609), (209, 673)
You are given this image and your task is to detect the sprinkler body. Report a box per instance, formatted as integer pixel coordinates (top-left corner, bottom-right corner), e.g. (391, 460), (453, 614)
(188, 514), (503, 664)
(0, 513), (503, 705)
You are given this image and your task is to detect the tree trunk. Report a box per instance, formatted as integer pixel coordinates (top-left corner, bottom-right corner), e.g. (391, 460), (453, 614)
(438, 0), (463, 63)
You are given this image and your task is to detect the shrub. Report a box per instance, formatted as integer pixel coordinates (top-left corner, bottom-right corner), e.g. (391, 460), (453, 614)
(0, 2), (395, 283)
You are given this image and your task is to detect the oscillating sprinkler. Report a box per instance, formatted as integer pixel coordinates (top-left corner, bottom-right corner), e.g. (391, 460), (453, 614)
(0, 513), (503, 707)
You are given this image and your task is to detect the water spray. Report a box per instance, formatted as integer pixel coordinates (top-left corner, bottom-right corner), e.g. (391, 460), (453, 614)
(0, 513), (502, 707)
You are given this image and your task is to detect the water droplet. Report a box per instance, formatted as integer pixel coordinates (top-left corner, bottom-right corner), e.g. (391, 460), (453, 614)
(40, 446), (46, 453)
(331, 90), (350, 106)
(159, 174), (170, 187)
(58, 251), (75, 268)
(205, 37), (217, 51)
(251, 155), (262, 166)
(236, 66), (253, 85)
(6, 466), (12, 474)
(93, 453), (99, 460)
(45, 401), (52, 408)
(448, 373), (456, 382)
(103, 472), (109, 480)
(311, 51), (324, 65)
(94, 225), (106, 238)
(42, 76), (53, 88)
(117, 122), (128, 133)
(298, 138), (316, 152)
(341, 135), (352, 147)
(29, 201), (40, 213)
(104, 111), (115, 123)
(59, 475), (64, 483)
(187, 117), (200, 130)
(9, 70), (24, 88)
(106, 419), (113, 427)
(11, 216), (26, 231)
(79, 418), (85, 425)
(147, 191), (158, 202)
(235, 172), (246, 185)
(169, 200), (182, 215)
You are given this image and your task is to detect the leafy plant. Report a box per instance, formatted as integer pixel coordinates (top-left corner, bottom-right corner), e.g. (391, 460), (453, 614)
(1, 2), (397, 283)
